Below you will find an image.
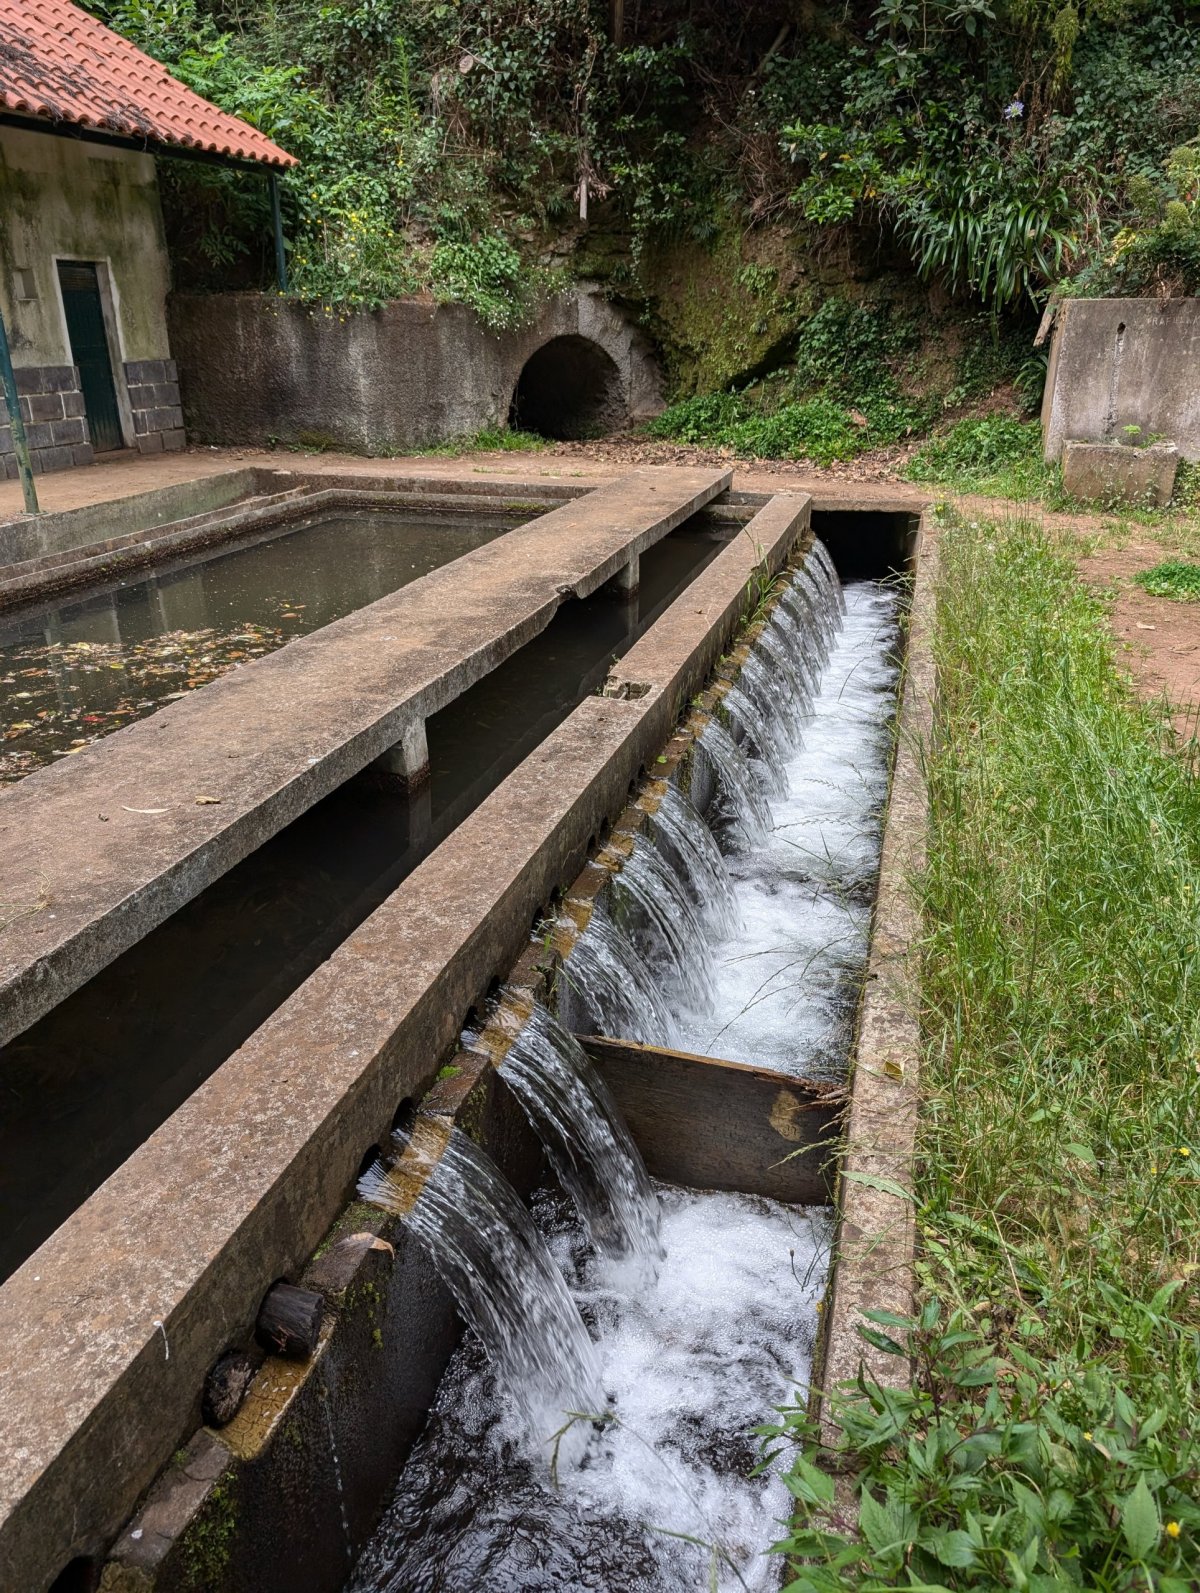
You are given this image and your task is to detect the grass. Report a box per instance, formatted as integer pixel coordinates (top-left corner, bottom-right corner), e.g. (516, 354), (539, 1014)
(768, 512), (1200, 1589)
(1135, 561), (1200, 602)
(906, 416), (1059, 501)
(417, 426), (548, 456)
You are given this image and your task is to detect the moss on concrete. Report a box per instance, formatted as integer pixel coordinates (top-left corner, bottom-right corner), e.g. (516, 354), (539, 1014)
(177, 1480), (238, 1593)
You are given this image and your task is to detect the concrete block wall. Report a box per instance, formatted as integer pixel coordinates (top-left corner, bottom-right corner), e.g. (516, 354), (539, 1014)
(0, 365), (95, 477)
(124, 357), (186, 454)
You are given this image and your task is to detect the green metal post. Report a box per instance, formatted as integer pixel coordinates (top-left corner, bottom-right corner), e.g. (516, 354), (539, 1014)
(0, 305), (39, 516)
(270, 172), (288, 293)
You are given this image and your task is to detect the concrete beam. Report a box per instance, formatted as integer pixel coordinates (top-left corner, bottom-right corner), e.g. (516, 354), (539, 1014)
(0, 489), (804, 1593)
(0, 467), (730, 1048)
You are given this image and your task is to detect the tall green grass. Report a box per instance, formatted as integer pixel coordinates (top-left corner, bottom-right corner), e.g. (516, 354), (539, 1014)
(769, 513), (1200, 1589)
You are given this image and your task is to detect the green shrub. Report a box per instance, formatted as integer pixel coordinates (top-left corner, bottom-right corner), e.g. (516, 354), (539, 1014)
(429, 234), (530, 330)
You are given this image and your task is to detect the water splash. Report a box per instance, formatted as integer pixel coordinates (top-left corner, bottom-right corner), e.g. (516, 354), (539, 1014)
(486, 1001), (662, 1269)
(358, 1127), (603, 1442)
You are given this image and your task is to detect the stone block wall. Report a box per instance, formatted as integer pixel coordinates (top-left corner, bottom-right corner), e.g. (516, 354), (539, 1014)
(124, 358), (186, 454)
(0, 365), (94, 478)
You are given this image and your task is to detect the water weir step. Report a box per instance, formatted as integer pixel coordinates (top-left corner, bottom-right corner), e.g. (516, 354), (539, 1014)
(578, 1034), (843, 1205)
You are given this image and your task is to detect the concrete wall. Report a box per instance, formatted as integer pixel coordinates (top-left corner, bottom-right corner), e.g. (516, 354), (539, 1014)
(0, 128), (170, 365)
(0, 128), (184, 470)
(168, 287), (663, 451)
(1042, 297), (1200, 462)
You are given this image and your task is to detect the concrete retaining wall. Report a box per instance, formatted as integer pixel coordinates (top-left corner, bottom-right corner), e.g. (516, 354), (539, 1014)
(1042, 297), (1200, 462)
(168, 287), (663, 452)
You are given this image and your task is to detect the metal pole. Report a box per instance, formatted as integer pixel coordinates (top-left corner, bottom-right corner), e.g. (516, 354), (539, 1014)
(0, 306), (38, 515)
(269, 172), (288, 293)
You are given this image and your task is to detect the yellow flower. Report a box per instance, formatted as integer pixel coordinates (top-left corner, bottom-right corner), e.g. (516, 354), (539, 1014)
(1178, 1146), (1192, 1156)
(1166, 1521), (1181, 1539)
(1083, 1431), (1092, 1442)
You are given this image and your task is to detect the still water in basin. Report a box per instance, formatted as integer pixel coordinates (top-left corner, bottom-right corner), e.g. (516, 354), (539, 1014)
(0, 508), (513, 780)
(0, 526), (724, 1281)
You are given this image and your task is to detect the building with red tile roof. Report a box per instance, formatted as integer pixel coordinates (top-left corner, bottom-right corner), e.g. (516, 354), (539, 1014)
(0, 0), (295, 168)
(0, 0), (296, 478)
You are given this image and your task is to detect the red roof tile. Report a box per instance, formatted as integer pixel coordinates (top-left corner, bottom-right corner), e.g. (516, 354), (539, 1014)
(0, 0), (296, 168)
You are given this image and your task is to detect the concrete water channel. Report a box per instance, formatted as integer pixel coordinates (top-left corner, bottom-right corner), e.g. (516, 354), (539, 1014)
(0, 465), (925, 1592)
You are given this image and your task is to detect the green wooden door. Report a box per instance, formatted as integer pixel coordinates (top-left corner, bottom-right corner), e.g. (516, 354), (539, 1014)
(57, 262), (124, 453)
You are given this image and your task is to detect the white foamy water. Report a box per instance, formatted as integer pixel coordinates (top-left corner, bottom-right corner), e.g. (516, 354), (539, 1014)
(348, 1185), (830, 1593)
(675, 580), (901, 1077)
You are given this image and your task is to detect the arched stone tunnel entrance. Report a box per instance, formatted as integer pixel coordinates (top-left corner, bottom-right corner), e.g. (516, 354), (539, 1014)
(509, 335), (626, 440)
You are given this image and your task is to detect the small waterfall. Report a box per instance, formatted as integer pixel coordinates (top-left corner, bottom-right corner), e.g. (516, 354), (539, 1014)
(721, 683), (789, 796)
(779, 577), (837, 663)
(808, 539), (847, 614)
(561, 899), (676, 1043)
(359, 1128), (604, 1440)
(735, 653), (800, 762)
(698, 718), (773, 844)
(648, 783), (738, 937)
(756, 626), (812, 719)
(609, 837), (715, 1011)
(487, 1001), (663, 1268)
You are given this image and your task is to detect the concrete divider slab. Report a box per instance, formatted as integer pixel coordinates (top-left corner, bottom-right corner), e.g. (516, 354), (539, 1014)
(0, 466), (729, 1048)
(0, 489), (804, 1592)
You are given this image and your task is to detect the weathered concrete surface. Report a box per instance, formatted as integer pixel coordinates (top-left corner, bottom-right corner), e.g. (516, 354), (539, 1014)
(100, 1063), (543, 1593)
(0, 467), (729, 1048)
(0, 488), (802, 1593)
(1061, 439), (1179, 506)
(1042, 297), (1200, 462)
(816, 510), (935, 1443)
(0, 465), (581, 581)
(169, 287), (663, 452)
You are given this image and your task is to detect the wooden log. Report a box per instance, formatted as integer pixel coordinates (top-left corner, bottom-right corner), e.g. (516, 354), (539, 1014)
(255, 1282), (324, 1359)
(578, 1034), (844, 1205)
(202, 1349), (258, 1428)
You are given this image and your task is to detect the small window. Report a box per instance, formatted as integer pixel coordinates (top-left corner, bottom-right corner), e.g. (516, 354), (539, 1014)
(14, 267), (38, 301)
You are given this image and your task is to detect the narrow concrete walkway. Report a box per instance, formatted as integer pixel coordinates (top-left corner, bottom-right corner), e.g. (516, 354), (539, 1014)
(0, 466), (728, 1046)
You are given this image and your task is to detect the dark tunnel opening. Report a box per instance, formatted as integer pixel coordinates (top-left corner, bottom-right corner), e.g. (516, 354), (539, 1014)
(509, 335), (626, 440)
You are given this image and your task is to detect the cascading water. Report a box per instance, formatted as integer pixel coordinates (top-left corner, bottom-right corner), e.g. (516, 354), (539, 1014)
(346, 536), (901, 1593)
(720, 682), (789, 795)
(697, 717), (773, 845)
(554, 539), (901, 1081)
(475, 999), (663, 1269)
(348, 1186), (830, 1593)
(358, 1127), (603, 1441)
(607, 836), (715, 1011)
(646, 783), (737, 938)
(559, 897), (676, 1044)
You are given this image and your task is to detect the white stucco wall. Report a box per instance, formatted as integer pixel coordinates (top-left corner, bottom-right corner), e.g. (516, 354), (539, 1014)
(0, 126), (172, 368)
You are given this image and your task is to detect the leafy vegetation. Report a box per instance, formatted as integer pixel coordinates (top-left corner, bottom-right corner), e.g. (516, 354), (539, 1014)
(1135, 560), (1200, 601)
(782, 1), (1200, 307)
(768, 513), (1200, 1588)
(85, 0), (1200, 336)
(907, 417), (1057, 499)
